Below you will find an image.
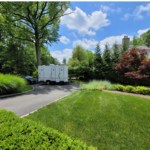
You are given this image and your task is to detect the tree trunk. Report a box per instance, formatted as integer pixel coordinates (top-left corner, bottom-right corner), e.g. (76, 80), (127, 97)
(35, 41), (41, 66)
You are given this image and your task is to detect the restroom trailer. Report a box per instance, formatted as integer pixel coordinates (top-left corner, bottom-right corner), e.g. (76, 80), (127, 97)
(38, 64), (68, 85)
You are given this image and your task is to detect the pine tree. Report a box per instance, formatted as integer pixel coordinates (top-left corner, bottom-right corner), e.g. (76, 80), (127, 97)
(94, 43), (104, 79)
(103, 43), (112, 81)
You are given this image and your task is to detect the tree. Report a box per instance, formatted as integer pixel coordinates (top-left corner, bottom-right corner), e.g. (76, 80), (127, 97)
(85, 50), (94, 67)
(140, 29), (150, 47)
(130, 36), (143, 46)
(67, 58), (80, 67)
(62, 58), (66, 65)
(115, 48), (150, 86)
(0, 2), (72, 66)
(94, 43), (104, 79)
(103, 43), (113, 81)
(121, 42), (128, 55)
(72, 45), (87, 62)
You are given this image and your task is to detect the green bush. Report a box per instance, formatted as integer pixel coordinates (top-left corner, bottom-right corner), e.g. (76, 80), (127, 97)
(0, 109), (96, 150)
(115, 85), (150, 95)
(0, 74), (27, 95)
(33, 69), (38, 78)
(115, 85), (125, 91)
(124, 85), (135, 93)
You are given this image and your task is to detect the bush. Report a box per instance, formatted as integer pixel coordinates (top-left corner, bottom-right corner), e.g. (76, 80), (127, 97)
(124, 85), (135, 93)
(0, 74), (27, 95)
(32, 69), (38, 78)
(79, 77), (84, 80)
(115, 84), (150, 95)
(0, 109), (96, 150)
(115, 85), (125, 91)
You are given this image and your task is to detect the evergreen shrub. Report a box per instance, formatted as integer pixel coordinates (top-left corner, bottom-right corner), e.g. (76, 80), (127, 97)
(0, 109), (96, 150)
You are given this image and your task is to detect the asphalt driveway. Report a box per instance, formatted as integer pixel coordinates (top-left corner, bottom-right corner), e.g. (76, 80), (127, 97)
(0, 83), (79, 117)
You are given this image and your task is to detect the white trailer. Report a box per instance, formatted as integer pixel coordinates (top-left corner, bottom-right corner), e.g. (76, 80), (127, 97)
(38, 64), (68, 85)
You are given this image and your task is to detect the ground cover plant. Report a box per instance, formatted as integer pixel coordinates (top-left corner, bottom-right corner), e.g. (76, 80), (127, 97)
(17, 85), (33, 93)
(26, 91), (150, 150)
(69, 79), (88, 84)
(0, 74), (27, 95)
(0, 109), (96, 150)
(115, 84), (150, 95)
(79, 80), (118, 91)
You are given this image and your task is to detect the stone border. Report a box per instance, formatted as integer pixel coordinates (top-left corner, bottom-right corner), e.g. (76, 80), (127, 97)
(20, 93), (71, 118)
(0, 86), (34, 98)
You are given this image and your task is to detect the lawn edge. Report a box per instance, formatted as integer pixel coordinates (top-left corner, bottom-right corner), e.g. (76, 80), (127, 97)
(20, 93), (72, 118)
(0, 85), (34, 98)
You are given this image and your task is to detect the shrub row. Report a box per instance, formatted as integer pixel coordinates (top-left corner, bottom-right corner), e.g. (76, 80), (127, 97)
(0, 109), (96, 150)
(0, 74), (27, 95)
(115, 85), (150, 95)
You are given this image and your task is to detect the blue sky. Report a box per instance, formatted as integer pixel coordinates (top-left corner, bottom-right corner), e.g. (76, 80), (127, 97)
(48, 2), (150, 63)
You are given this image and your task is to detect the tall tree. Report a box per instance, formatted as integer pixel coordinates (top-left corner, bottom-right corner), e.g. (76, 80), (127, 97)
(121, 42), (128, 55)
(103, 43), (112, 81)
(94, 43), (104, 79)
(72, 45), (87, 62)
(130, 36), (143, 46)
(85, 50), (94, 67)
(0, 2), (72, 66)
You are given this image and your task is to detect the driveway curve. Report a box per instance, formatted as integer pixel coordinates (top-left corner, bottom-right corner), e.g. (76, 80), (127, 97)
(0, 83), (79, 117)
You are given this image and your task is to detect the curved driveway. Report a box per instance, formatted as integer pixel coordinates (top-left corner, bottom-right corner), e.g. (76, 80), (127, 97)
(0, 83), (79, 117)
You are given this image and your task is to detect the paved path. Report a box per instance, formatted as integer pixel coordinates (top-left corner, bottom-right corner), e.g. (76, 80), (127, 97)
(0, 83), (79, 117)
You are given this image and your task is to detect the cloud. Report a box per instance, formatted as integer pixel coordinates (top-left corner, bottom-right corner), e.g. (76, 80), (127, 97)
(59, 36), (70, 44)
(121, 3), (150, 20)
(100, 5), (121, 13)
(73, 38), (98, 49)
(51, 49), (73, 63)
(61, 7), (110, 36)
(99, 35), (133, 52)
(138, 28), (150, 36)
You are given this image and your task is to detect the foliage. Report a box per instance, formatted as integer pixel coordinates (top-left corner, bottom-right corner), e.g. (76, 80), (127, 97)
(17, 85), (33, 93)
(115, 84), (150, 95)
(0, 74), (27, 95)
(0, 2), (71, 66)
(115, 48), (150, 85)
(26, 90), (150, 150)
(0, 109), (96, 149)
(94, 43), (104, 79)
(72, 45), (87, 63)
(121, 42), (128, 55)
(85, 50), (95, 67)
(79, 80), (118, 91)
(32, 69), (38, 78)
(130, 36), (143, 46)
(68, 58), (80, 67)
(103, 43), (113, 81)
(140, 29), (150, 47)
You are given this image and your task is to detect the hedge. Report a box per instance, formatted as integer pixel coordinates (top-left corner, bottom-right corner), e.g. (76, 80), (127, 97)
(0, 74), (27, 95)
(115, 85), (150, 95)
(0, 109), (96, 150)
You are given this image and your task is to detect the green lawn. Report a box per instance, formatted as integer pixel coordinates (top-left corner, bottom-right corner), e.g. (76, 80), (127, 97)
(26, 91), (150, 150)
(17, 85), (33, 93)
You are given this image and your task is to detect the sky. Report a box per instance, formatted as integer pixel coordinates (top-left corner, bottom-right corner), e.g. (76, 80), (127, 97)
(48, 2), (150, 63)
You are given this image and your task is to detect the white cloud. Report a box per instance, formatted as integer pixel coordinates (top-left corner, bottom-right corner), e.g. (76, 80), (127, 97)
(51, 49), (73, 63)
(100, 5), (121, 13)
(59, 36), (70, 44)
(99, 35), (133, 52)
(73, 38), (98, 49)
(138, 28), (150, 36)
(61, 7), (110, 36)
(121, 3), (150, 20)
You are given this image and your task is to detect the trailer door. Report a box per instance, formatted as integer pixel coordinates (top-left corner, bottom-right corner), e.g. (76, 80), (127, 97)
(40, 67), (44, 80)
(51, 67), (55, 81)
(60, 67), (64, 81)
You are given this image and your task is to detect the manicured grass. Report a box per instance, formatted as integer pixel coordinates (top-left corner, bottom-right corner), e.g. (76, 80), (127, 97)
(26, 91), (150, 150)
(17, 85), (33, 93)
(80, 80), (118, 91)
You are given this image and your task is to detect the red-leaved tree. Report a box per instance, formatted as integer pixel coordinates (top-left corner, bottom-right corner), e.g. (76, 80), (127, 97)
(115, 48), (150, 85)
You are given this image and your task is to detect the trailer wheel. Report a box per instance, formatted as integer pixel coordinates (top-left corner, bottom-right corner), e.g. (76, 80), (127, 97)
(46, 80), (51, 85)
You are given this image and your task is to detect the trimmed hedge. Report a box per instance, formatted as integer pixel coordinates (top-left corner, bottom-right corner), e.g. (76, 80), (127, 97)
(0, 74), (27, 95)
(0, 109), (96, 150)
(115, 85), (150, 95)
